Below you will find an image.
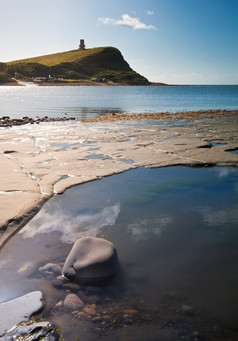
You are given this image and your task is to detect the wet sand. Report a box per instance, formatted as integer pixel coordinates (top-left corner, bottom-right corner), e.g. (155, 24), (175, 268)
(0, 110), (238, 247)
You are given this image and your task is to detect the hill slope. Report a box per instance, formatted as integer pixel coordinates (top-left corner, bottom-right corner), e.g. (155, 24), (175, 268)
(1, 47), (149, 85)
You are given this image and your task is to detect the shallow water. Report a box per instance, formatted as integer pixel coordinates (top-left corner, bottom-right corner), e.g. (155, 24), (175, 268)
(0, 166), (238, 340)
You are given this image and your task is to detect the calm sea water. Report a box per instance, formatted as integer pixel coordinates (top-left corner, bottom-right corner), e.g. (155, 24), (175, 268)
(0, 85), (237, 119)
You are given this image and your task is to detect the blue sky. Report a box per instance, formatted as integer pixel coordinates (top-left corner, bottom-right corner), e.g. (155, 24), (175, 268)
(0, 0), (237, 84)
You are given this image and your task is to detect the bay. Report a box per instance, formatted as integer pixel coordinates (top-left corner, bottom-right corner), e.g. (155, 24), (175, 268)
(0, 85), (237, 119)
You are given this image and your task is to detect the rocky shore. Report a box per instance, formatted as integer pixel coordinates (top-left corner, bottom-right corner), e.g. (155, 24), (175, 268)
(82, 109), (238, 122)
(0, 110), (238, 247)
(0, 115), (75, 128)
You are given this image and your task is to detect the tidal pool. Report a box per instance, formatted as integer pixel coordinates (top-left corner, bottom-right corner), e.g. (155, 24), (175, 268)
(0, 166), (238, 340)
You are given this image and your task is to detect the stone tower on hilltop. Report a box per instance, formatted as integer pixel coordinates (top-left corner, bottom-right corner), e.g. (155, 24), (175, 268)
(79, 39), (86, 50)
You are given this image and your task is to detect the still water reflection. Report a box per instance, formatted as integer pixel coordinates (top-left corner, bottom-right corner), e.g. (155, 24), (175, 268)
(0, 166), (238, 340)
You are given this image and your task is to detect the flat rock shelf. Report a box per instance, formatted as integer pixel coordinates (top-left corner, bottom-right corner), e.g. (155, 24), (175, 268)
(0, 112), (237, 245)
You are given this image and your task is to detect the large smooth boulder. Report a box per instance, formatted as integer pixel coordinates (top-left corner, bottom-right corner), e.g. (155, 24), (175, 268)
(62, 237), (118, 284)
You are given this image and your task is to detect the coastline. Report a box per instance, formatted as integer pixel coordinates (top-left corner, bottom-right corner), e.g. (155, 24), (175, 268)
(0, 79), (168, 87)
(0, 110), (238, 247)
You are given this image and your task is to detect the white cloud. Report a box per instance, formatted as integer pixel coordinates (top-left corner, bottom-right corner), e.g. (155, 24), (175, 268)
(127, 216), (173, 242)
(20, 202), (120, 244)
(212, 167), (238, 179)
(195, 205), (238, 227)
(98, 14), (157, 30)
(146, 10), (154, 15)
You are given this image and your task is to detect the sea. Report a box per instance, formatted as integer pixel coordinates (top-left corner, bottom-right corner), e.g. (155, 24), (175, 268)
(0, 84), (238, 119)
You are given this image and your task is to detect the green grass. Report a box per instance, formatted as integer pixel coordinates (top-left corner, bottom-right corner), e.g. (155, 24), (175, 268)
(7, 47), (107, 66)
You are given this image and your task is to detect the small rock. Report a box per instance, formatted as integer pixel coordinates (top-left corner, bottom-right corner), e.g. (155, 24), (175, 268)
(73, 311), (85, 318)
(87, 295), (100, 304)
(83, 304), (97, 315)
(193, 330), (200, 337)
(122, 309), (139, 315)
(39, 263), (62, 275)
(63, 293), (84, 310)
(182, 305), (194, 315)
(77, 290), (88, 302)
(92, 316), (103, 322)
(85, 286), (104, 293)
(55, 300), (63, 308)
(51, 278), (64, 289)
(63, 283), (81, 291)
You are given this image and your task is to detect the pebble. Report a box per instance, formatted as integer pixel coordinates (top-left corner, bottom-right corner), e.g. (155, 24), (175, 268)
(122, 309), (139, 315)
(63, 293), (84, 310)
(55, 300), (63, 308)
(39, 262), (62, 275)
(182, 305), (194, 315)
(193, 330), (200, 337)
(83, 304), (97, 315)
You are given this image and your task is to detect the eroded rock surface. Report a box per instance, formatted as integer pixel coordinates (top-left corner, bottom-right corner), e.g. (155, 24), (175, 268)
(0, 114), (237, 245)
(0, 291), (43, 336)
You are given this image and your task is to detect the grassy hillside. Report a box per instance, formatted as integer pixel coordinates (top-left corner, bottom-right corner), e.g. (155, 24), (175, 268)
(8, 47), (107, 66)
(2, 47), (149, 85)
(0, 62), (16, 84)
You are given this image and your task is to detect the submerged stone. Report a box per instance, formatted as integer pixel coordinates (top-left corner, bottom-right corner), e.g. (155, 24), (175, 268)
(62, 237), (119, 284)
(182, 304), (194, 315)
(39, 262), (62, 275)
(2, 320), (62, 340)
(63, 293), (84, 310)
(0, 291), (43, 337)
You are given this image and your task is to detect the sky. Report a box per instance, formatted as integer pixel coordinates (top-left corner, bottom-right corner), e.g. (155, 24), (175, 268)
(0, 0), (237, 84)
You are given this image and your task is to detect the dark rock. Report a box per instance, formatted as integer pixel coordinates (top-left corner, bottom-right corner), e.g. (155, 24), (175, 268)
(77, 290), (88, 302)
(85, 286), (104, 293)
(62, 237), (118, 285)
(0, 116), (76, 128)
(2, 320), (62, 340)
(63, 283), (81, 291)
(51, 278), (65, 289)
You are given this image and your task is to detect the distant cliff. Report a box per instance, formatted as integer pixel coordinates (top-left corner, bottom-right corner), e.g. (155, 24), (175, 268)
(0, 47), (150, 85)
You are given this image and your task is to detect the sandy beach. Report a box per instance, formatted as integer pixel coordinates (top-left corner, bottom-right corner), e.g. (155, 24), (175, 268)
(0, 110), (238, 247)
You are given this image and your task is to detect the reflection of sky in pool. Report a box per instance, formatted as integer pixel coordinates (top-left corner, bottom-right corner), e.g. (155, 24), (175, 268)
(20, 166), (238, 243)
(1, 166), (238, 339)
